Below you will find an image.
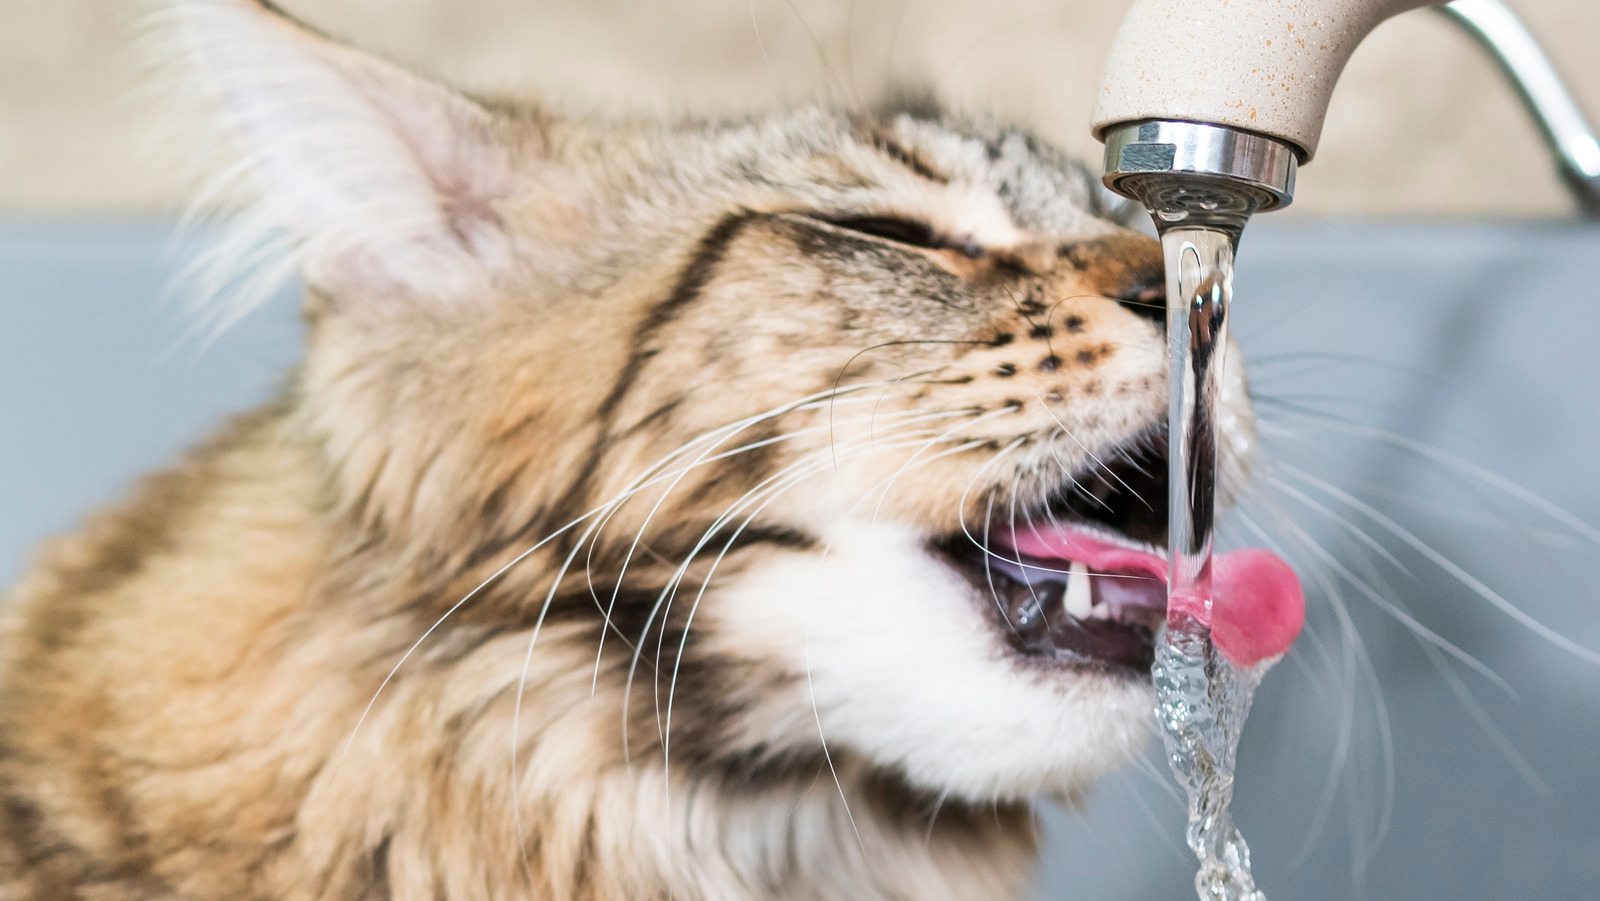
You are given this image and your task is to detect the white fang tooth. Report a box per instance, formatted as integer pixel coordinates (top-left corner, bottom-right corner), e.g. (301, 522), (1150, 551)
(1065, 561), (1093, 620)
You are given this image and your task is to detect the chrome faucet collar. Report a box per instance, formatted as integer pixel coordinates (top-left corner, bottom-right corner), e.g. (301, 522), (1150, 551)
(1101, 121), (1299, 223)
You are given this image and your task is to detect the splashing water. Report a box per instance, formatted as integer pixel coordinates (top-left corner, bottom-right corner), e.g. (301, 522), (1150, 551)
(1156, 617), (1267, 901)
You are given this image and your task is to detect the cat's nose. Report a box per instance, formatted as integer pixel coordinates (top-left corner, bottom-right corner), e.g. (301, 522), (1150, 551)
(1112, 270), (1165, 326)
(1058, 234), (1165, 326)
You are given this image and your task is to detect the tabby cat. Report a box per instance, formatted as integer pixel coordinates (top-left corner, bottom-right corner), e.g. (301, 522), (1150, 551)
(0, 1), (1262, 898)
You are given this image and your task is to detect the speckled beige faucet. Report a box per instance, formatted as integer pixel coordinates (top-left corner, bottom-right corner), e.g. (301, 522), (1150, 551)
(1093, 0), (1434, 161)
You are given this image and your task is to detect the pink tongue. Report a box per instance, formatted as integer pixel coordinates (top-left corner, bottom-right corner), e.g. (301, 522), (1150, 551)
(1004, 528), (1305, 667)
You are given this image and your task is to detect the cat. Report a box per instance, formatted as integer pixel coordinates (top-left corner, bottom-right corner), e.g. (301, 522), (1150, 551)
(0, 1), (1262, 898)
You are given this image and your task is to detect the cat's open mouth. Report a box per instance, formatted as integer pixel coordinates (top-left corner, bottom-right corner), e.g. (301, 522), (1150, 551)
(934, 434), (1306, 671)
(935, 439), (1170, 674)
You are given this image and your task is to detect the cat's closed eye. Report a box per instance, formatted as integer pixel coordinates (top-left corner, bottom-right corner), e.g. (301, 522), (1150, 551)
(813, 214), (985, 258)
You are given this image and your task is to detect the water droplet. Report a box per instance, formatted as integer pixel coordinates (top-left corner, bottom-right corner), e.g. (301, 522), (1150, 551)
(1198, 198), (1220, 211)
(1157, 208), (1190, 222)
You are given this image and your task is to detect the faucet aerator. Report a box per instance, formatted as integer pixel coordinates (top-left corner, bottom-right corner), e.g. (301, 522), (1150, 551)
(1101, 121), (1299, 234)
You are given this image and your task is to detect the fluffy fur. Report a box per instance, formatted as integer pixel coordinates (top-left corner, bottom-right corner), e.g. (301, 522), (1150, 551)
(0, 2), (1256, 898)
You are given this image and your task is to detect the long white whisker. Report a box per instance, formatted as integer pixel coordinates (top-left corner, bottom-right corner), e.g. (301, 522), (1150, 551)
(1006, 469), (1049, 628)
(981, 491), (1005, 623)
(655, 425), (969, 685)
(665, 450), (881, 854)
(1128, 751), (1184, 807)
(367, 403), (865, 761)
(940, 440), (1028, 630)
(950, 438), (1027, 564)
(868, 368), (942, 445)
(343, 403), (820, 864)
(652, 412), (1014, 859)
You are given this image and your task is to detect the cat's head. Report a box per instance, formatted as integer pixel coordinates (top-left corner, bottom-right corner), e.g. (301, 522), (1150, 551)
(178, 1), (1254, 804)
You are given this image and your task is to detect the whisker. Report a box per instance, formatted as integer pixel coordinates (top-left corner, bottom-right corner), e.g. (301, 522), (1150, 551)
(1235, 509), (1372, 867)
(1265, 405), (1600, 548)
(930, 7), (1071, 92)
(983, 490), (1007, 631)
(340, 402), (826, 875)
(649, 415), (1025, 855)
(1042, 434), (1114, 515)
(1035, 393), (1154, 513)
(870, 435), (1002, 526)
(649, 432), (949, 856)
(581, 387), (909, 664)
(881, 0), (913, 88)
(625, 424), (949, 764)
(664, 451), (876, 851)
(780, 0), (858, 110)
(1280, 466), (1600, 667)
(805, 623), (869, 856)
(1259, 481), (1514, 695)
(501, 382), (910, 874)
(828, 339), (999, 467)
(580, 412), (920, 662)
(1006, 469), (1049, 629)
(1327, 483), (1581, 551)
(592, 398), (941, 691)
(339, 505), (599, 762)
(922, 787), (953, 846)
(866, 405), (1017, 523)
(1128, 751), (1184, 807)
(1263, 477), (1413, 577)
(1415, 638), (1549, 797)
(869, 369), (942, 445)
(747, 0), (778, 94)
(951, 437), (1026, 564)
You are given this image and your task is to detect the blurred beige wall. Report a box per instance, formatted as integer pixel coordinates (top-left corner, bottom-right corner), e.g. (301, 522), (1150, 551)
(4, 0), (1597, 218)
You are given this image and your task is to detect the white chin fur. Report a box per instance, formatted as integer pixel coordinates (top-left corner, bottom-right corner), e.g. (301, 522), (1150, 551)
(709, 522), (1154, 802)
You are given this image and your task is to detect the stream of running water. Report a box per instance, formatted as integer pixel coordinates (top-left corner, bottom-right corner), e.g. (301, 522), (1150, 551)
(1150, 199), (1269, 900)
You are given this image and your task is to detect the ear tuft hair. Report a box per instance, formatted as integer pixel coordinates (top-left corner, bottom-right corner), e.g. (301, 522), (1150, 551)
(170, 0), (518, 313)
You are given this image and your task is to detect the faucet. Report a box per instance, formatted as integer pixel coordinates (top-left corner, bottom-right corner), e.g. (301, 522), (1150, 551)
(1092, 0), (1600, 221)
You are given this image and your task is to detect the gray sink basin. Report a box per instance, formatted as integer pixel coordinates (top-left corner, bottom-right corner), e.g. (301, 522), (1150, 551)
(4, 221), (1598, 899)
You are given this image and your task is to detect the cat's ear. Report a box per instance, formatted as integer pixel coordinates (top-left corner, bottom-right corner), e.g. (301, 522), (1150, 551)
(176, 0), (520, 305)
